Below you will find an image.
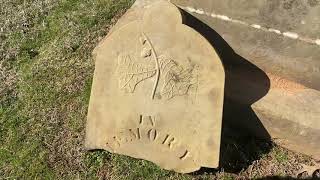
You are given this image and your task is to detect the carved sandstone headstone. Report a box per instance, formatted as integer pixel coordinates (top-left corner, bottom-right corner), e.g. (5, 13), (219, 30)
(85, 1), (225, 173)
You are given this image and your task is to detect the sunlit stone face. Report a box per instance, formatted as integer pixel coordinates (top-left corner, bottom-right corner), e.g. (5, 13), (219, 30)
(85, 0), (225, 173)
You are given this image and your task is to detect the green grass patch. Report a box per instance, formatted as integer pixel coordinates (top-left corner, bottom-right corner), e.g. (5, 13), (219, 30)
(1, 0), (136, 178)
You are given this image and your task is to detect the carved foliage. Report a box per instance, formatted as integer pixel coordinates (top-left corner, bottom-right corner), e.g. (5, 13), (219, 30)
(116, 32), (199, 100)
(117, 54), (156, 93)
(159, 56), (199, 100)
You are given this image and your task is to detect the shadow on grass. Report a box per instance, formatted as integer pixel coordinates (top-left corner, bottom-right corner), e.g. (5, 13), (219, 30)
(181, 10), (274, 175)
(256, 177), (320, 180)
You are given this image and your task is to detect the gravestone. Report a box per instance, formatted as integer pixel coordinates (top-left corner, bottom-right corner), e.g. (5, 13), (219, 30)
(85, 0), (225, 173)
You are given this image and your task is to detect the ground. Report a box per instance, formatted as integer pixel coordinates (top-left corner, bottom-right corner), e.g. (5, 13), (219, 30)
(0, 0), (318, 179)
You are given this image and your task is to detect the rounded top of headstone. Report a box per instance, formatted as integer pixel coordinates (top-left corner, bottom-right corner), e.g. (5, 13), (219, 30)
(142, 1), (182, 30)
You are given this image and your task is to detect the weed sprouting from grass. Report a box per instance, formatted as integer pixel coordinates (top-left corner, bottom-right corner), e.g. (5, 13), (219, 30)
(273, 147), (289, 164)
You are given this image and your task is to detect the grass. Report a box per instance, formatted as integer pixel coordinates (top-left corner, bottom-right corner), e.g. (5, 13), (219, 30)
(0, 0), (316, 179)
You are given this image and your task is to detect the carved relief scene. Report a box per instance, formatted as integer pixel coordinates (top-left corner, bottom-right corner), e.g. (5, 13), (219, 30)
(85, 0), (225, 173)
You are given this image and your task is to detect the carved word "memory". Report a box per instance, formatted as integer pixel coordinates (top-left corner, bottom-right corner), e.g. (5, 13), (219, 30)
(106, 115), (191, 160)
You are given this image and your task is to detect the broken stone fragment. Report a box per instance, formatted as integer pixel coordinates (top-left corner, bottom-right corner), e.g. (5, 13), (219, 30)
(85, 0), (225, 173)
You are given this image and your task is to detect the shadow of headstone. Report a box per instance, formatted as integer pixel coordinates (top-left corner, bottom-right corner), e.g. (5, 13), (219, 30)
(256, 176), (320, 180)
(180, 10), (273, 174)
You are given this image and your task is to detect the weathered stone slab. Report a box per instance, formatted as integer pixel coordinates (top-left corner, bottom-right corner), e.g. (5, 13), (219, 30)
(172, 0), (320, 160)
(85, 1), (225, 173)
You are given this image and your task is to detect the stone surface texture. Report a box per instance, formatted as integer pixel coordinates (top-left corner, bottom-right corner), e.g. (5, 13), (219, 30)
(85, 1), (225, 173)
(172, 0), (320, 160)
